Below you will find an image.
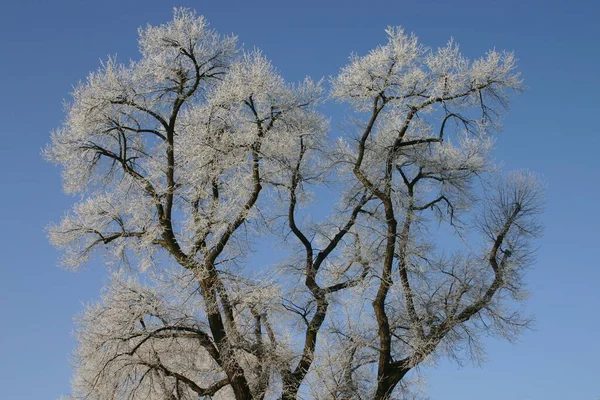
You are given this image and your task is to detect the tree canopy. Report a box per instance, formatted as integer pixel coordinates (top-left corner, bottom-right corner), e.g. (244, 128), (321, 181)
(47, 9), (543, 400)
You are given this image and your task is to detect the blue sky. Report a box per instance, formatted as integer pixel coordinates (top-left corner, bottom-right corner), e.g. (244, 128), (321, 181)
(0, 0), (598, 398)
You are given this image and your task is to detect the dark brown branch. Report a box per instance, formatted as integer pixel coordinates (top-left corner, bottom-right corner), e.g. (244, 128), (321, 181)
(144, 361), (228, 397)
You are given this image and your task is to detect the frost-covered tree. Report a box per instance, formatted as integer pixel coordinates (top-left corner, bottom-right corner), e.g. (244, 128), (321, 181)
(47, 9), (543, 400)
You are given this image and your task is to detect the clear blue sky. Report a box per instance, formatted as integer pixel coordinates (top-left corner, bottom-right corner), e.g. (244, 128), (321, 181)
(0, 1), (598, 398)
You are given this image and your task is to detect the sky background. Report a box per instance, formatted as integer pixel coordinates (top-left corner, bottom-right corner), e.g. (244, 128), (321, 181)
(0, 0), (598, 399)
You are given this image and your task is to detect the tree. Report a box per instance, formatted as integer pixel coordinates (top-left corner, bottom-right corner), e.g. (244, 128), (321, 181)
(47, 9), (543, 400)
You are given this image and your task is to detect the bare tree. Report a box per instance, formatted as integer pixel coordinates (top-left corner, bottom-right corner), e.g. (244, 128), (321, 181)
(47, 9), (543, 400)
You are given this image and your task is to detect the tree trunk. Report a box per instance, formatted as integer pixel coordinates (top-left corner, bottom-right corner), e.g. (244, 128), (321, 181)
(373, 367), (410, 400)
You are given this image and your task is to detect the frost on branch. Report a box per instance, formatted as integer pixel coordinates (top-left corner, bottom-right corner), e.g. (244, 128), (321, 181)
(48, 188), (159, 269)
(48, 10), (542, 400)
(70, 275), (230, 399)
(331, 27), (521, 112)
